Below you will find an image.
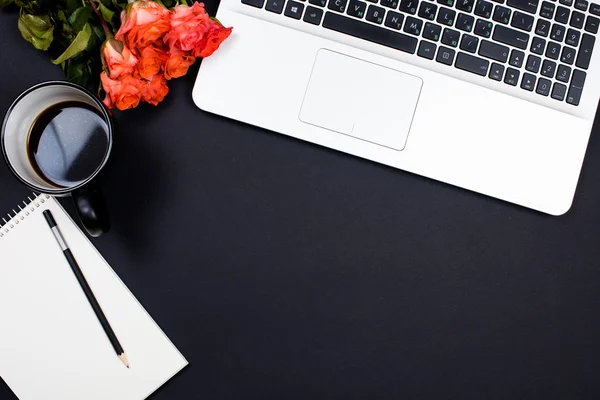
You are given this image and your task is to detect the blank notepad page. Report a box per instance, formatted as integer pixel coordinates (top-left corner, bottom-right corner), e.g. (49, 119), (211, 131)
(0, 195), (187, 400)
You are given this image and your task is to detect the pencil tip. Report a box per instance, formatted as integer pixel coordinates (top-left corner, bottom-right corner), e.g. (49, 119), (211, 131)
(119, 353), (129, 368)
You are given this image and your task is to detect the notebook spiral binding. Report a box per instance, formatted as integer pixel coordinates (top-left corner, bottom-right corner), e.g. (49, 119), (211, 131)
(0, 193), (51, 238)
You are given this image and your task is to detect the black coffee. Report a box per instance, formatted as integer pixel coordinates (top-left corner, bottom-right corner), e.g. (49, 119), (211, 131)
(27, 101), (109, 188)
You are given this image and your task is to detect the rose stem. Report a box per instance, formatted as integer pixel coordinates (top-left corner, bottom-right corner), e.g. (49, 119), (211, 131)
(89, 1), (114, 38)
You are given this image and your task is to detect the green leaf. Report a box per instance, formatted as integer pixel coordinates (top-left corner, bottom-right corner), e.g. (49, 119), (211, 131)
(14, 0), (35, 10)
(66, 60), (92, 83)
(66, 0), (79, 13)
(55, 10), (74, 38)
(52, 23), (91, 64)
(210, 17), (224, 26)
(14, 0), (46, 13)
(86, 23), (103, 52)
(68, 6), (92, 31)
(90, 22), (106, 43)
(111, 0), (128, 10)
(0, 0), (14, 7)
(98, 3), (115, 26)
(18, 13), (54, 51)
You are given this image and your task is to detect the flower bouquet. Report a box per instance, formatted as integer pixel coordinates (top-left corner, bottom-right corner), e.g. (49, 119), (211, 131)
(0, 0), (232, 110)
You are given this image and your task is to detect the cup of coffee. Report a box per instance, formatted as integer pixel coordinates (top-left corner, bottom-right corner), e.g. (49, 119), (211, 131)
(1, 81), (113, 237)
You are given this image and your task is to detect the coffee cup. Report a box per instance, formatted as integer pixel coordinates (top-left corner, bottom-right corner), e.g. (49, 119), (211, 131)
(2, 81), (113, 237)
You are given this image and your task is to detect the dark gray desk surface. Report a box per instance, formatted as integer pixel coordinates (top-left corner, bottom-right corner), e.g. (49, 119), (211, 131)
(2, 4), (600, 399)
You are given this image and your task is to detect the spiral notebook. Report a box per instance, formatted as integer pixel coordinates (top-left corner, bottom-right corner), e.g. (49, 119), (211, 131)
(0, 195), (188, 400)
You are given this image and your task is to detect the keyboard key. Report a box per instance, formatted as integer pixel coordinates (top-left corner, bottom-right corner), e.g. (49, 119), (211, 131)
(531, 37), (546, 54)
(546, 41), (561, 58)
(550, 23), (566, 41)
(509, 49), (525, 66)
(418, 40), (438, 58)
(585, 16), (600, 33)
(493, 25), (530, 48)
(437, 0), (455, 6)
(489, 62), (505, 80)
(536, 19), (551, 36)
(322, 12), (419, 52)
(556, 64), (571, 81)
(384, 10), (404, 28)
(366, 5), (385, 23)
(540, 1), (555, 19)
(442, 28), (461, 46)
(475, 19), (494, 37)
(492, 0), (505, 3)
(561, 46), (576, 64)
(521, 73), (536, 91)
(418, 2), (437, 20)
(493, 6), (512, 24)
(266, 0), (285, 13)
(399, 0), (419, 13)
(575, 33), (595, 69)
(566, 69), (586, 105)
(559, 0), (572, 4)
(348, 0), (367, 17)
(511, 11), (534, 31)
(436, 46), (456, 64)
(366, 0), (377, 2)
(304, 6), (324, 22)
(541, 59), (557, 77)
(504, 67), (520, 85)
(380, 0), (399, 7)
(474, 0), (493, 18)
(423, 22), (443, 40)
(457, 0), (476, 11)
(242, 0), (265, 8)
(457, 13), (475, 31)
(460, 34), (479, 52)
(570, 11), (585, 29)
(310, 0), (327, 6)
(328, 0), (347, 12)
(591, 2), (600, 15)
(285, 1), (305, 18)
(455, 52), (490, 75)
(404, 16), (423, 34)
(526, 54), (541, 72)
(437, 7), (456, 26)
(575, 0), (588, 9)
(536, 78), (552, 96)
(507, 0), (539, 13)
(479, 39), (510, 61)
(565, 29), (580, 47)
(552, 82), (567, 100)
(554, 6), (569, 24)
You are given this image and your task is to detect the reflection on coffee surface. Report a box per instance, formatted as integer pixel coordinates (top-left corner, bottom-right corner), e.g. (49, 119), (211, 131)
(27, 101), (109, 188)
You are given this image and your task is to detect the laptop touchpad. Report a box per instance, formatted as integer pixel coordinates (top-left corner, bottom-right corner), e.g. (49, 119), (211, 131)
(299, 49), (423, 151)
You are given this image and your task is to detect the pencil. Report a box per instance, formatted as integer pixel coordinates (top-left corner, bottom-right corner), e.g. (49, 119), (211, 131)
(43, 210), (129, 368)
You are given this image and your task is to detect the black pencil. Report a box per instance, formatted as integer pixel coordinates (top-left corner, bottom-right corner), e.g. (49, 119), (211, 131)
(43, 209), (129, 368)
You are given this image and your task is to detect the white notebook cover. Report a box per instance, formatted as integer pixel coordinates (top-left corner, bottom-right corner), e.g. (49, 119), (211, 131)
(0, 195), (188, 400)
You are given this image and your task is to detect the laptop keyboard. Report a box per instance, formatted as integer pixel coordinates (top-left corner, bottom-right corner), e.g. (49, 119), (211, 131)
(242, 0), (598, 106)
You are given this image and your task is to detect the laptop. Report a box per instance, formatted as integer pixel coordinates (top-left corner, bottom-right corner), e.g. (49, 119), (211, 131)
(193, 0), (600, 215)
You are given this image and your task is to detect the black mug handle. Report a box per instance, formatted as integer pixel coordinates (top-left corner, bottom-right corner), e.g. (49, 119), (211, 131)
(71, 187), (110, 237)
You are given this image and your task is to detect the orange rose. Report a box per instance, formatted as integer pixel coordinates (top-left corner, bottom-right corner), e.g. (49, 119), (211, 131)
(141, 74), (169, 106)
(115, 0), (171, 49)
(164, 2), (231, 55)
(101, 72), (144, 110)
(137, 45), (169, 80)
(193, 25), (233, 58)
(164, 49), (195, 80)
(102, 39), (139, 80)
